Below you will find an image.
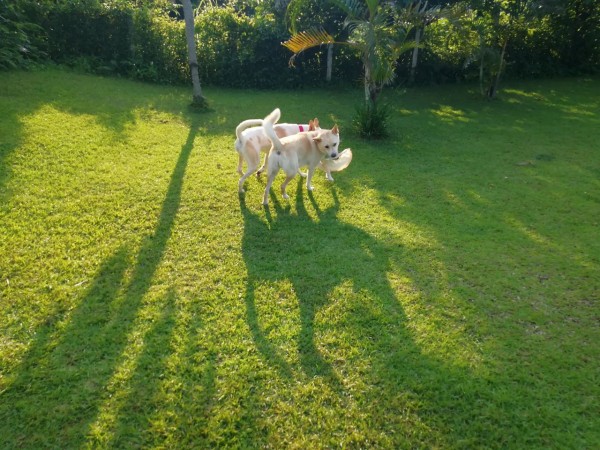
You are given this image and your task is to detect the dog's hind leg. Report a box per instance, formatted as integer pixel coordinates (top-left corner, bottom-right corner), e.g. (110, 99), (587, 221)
(237, 153), (244, 176)
(262, 155), (281, 206)
(280, 174), (296, 200)
(262, 172), (276, 206)
(256, 150), (270, 177)
(238, 147), (261, 193)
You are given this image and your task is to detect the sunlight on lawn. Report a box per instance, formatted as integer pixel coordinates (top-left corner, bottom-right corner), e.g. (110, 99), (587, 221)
(429, 105), (470, 123)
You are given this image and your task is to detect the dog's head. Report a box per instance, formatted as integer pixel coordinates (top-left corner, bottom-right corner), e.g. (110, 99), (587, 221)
(312, 124), (340, 160)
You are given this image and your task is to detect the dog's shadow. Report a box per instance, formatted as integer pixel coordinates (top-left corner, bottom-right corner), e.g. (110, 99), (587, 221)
(240, 183), (411, 385)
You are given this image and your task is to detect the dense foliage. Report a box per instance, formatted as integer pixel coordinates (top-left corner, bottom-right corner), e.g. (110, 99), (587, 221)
(1, 0), (598, 87)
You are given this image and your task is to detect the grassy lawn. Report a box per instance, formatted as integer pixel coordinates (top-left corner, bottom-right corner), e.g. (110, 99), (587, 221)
(0, 68), (599, 448)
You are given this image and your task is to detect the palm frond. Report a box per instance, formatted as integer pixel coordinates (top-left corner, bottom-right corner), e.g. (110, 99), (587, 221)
(283, 28), (335, 54)
(283, 28), (336, 55)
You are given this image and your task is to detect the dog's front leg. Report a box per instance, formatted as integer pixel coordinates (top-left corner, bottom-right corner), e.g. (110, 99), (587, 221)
(319, 162), (334, 181)
(306, 166), (317, 191)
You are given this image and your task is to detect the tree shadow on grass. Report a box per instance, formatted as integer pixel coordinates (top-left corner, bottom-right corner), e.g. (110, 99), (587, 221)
(0, 117), (201, 448)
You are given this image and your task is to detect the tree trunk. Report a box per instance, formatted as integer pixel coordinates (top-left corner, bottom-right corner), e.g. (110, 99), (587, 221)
(479, 35), (485, 97)
(409, 28), (422, 85)
(326, 44), (333, 82)
(487, 37), (508, 99)
(364, 66), (371, 104)
(181, 0), (206, 106)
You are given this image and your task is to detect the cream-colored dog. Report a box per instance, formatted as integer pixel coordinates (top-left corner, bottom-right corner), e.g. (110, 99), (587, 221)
(235, 118), (318, 193)
(262, 108), (341, 206)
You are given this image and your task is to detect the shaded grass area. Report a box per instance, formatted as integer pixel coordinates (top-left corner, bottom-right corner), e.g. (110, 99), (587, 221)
(0, 68), (599, 448)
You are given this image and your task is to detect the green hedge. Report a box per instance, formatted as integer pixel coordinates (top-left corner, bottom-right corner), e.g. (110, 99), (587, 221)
(10, 2), (361, 88)
(5, 1), (598, 87)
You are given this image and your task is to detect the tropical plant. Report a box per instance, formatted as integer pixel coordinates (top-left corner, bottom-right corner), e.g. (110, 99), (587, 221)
(283, 0), (416, 107)
(467, 0), (563, 98)
(352, 100), (390, 138)
(398, 0), (444, 85)
(286, 0), (347, 81)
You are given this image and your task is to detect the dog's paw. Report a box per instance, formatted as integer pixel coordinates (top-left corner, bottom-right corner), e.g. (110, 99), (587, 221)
(325, 174), (334, 182)
(307, 185), (315, 191)
(282, 193), (290, 200)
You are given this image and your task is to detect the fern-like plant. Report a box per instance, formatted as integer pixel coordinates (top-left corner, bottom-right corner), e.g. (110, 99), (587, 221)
(283, 0), (415, 107)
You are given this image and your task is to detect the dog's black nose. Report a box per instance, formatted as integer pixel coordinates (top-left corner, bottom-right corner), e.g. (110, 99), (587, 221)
(331, 152), (338, 159)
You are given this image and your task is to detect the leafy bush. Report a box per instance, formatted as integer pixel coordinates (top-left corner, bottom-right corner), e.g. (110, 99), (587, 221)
(5, 0), (597, 87)
(352, 101), (390, 139)
(0, 0), (44, 70)
(130, 10), (188, 84)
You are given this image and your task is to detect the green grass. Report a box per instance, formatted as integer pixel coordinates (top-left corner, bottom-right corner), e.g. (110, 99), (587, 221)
(1, 68), (599, 449)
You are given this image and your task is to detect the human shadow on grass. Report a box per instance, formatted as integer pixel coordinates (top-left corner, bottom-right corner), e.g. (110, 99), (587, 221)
(334, 89), (600, 446)
(240, 190), (341, 383)
(240, 185), (418, 383)
(239, 182), (535, 446)
(0, 118), (200, 448)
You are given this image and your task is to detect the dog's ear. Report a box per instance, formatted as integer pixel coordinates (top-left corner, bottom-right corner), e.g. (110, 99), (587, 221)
(313, 134), (322, 143)
(314, 118), (320, 128)
(332, 125), (339, 135)
(308, 119), (315, 131)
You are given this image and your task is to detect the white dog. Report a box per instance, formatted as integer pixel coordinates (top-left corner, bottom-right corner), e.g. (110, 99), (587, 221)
(262, 108), (342, 206)
(235, 118), (317, 193)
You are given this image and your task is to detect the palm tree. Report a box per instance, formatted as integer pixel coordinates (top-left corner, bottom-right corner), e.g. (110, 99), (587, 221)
(181, 0), (207, 108)
(403, 0), (443, 85)
(283, 0), (415, 106)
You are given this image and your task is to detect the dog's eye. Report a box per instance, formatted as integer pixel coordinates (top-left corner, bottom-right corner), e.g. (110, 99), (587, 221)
(325, 145), (330, 149)
(334, 143), (338, 147)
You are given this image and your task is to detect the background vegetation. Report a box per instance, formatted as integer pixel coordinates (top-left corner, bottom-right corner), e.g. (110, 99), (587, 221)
(1, 0), (599, 88)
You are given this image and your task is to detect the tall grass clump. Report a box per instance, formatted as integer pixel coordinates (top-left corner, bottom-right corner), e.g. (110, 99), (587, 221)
(352, 102), (391, 139)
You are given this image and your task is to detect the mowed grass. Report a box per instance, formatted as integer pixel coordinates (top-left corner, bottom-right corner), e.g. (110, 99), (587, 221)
(0, 68), (599, 448)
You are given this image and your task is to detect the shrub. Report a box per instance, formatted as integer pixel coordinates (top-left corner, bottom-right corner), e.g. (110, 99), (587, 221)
(0, 0), (45, 70)
(352, 102), (390, 139)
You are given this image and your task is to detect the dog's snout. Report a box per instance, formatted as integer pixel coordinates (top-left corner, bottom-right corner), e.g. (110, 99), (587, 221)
(331, 152), (338, 159)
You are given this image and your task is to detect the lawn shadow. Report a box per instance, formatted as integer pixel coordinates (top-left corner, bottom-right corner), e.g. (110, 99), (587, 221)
(335, 80), (600, 445)
(0, 117), (200, 448)
(239, 183), (514, 445)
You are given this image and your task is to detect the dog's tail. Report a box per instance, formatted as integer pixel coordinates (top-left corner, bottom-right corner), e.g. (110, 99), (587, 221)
(235, 119), (264, 146)
(262, 108), (282, 151)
